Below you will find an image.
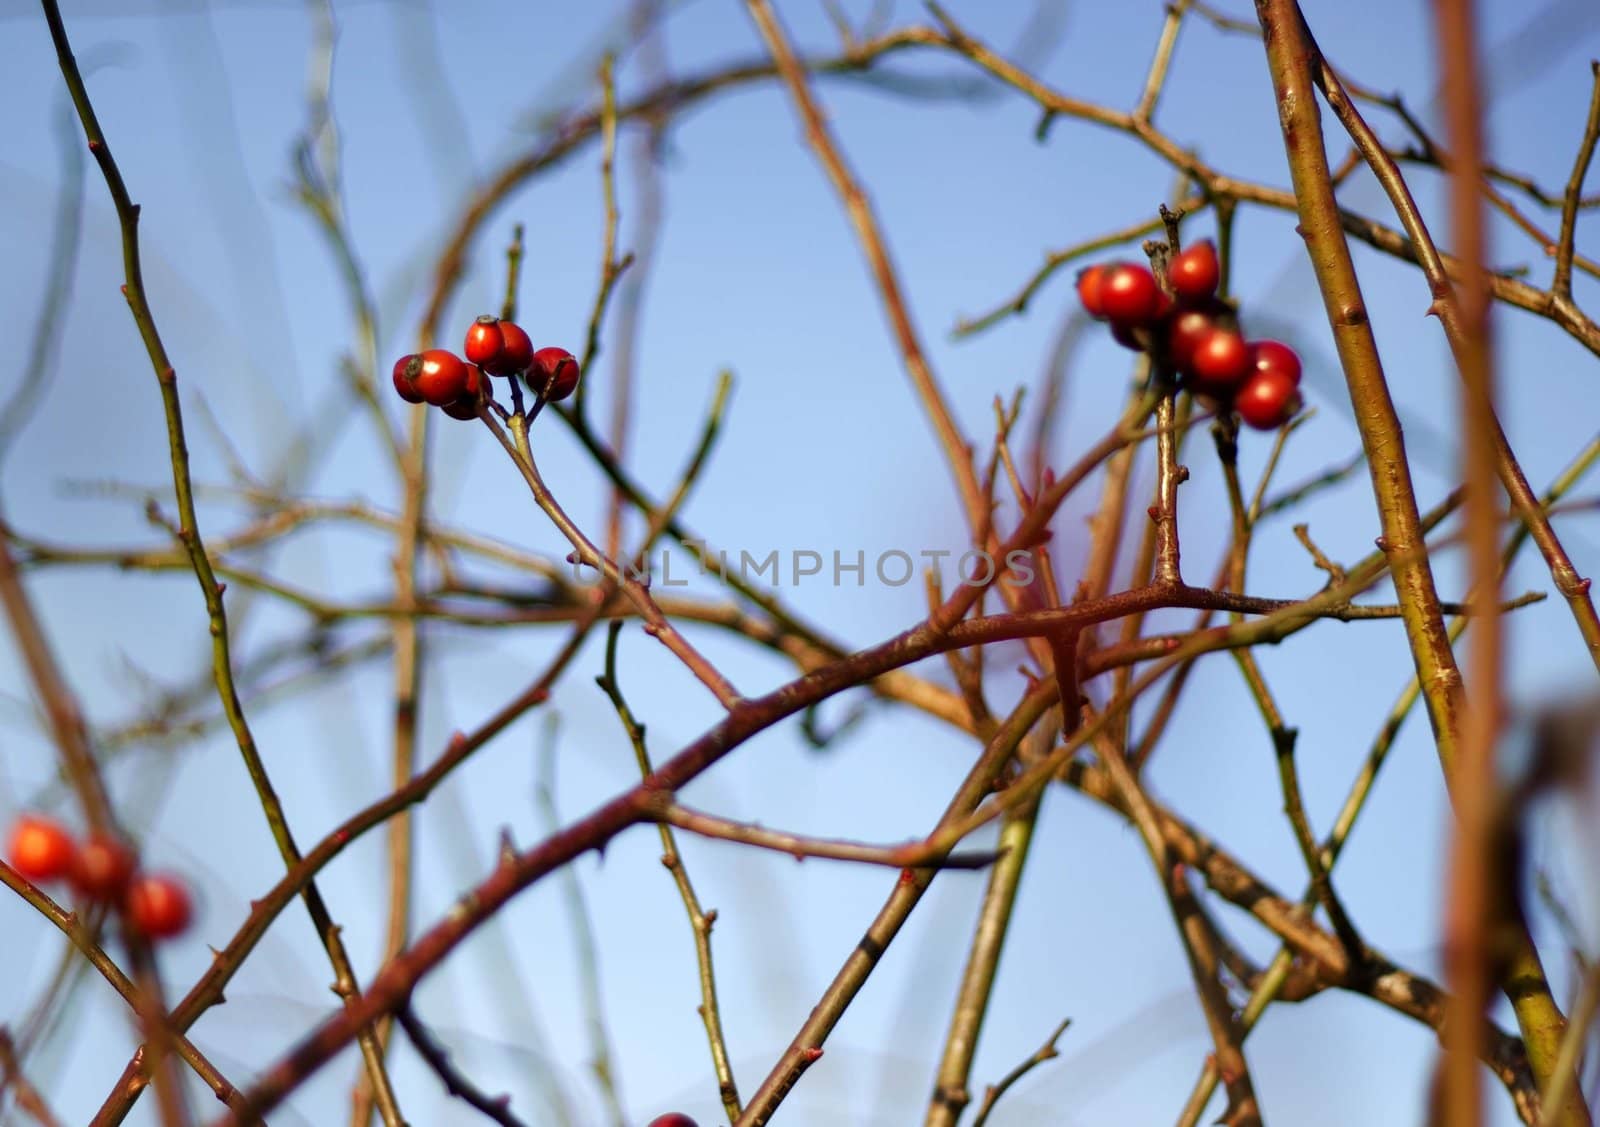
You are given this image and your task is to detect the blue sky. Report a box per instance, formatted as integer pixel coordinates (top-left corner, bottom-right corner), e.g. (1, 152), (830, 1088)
(4, 1), (1600, 1124)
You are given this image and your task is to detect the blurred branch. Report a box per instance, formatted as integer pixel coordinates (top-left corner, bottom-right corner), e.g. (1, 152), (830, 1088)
(534, 722), (626, 1127)
(0, 1026), (65, 1127)
(0, 90), (84, 474)
(744, 0), (987, 537)
(0, 861), (244, 1118)
(396, 1006), (529, 1127)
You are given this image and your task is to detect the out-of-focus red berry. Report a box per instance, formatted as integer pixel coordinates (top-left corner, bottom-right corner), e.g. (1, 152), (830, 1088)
(1188, 327), (1251, 392)
(1169, 240), (1220, 304)
(6, 815), (77, 884)
(1235, 369), (1302, 430)
(1077, 264), (1108, 319)
(1163, 307), (1218, 373)
(1099, 263), (1163, 327)
(125, 874), (193, 940)
(1247, 339), (1302, 388)
(72, 832), (137, 901)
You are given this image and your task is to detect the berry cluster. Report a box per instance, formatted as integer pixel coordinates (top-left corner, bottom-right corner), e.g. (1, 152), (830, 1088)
(391, 315), (580, 421)
(1077, 241), (1302, 431)
(6, 813), (192, 939)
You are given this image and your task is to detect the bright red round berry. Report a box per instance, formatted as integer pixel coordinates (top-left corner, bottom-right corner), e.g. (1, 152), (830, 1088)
(1077, 264), (1108, 319)
(1247, 338), (1302, 388)
(1187, 327), (1251, 391)
(1099, 263), (1163, 327)
(1235, 369), (1302, 430)
(7, 814), (77, 884)
(494, 321), (534, 375)
(1163, 307), (1218, 372)
(1169, 240), (1220, 304)
(464, 316), (504, 368)
(72, 832), (137, 901)
(530, 347), (581, 402)
(392, 355), (425, 404)
(646, 1116), (699, 1127)
(125, 873), (193, 939)
(404, 349), (474, 407)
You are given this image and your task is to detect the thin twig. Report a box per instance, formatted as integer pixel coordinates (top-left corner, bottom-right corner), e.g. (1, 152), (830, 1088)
(968, 1017), (1071, 1127)
(1553, 63), (1600, 298)
(595, 625), (741, 1121)
(38, 5), (405, 1122)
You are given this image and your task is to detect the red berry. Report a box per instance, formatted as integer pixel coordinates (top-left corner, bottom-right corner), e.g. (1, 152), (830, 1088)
(529, 347), (581, 402)
(392, 355), (425, 404)
(1163, 307), (1218, 372)
(494, 321), (534, 375)
(72, 832), (137, 901)
(646, 1116), (699, 1127)
(1099, 263), (1163, 327)
(464, 316), (504, 369)
(441, 394), (481, 421)
(1169, 240), (1220, 304)
(125, 874), (193, 939)
(1076, 264), (1108, 319)
(1247, 339), (1302, 388)
(1235, 369), (1302, 430)
(1188, 327), (1251, 392)
(6, 815), (77, 884)
(405, 349), (473, 407)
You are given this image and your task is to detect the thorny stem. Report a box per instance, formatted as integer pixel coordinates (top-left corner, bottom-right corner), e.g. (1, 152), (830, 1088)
(396, 1006), (527, 1127)
(1307, 29), (1600, 678)
(483, 408), (743, 708)
(1263, 10), (1581, 1115)
(0, 861), (247, 1118)
(21, 8), (1600, 1127)
(38, 3), (403, 1123)
(735, 684), (1060, 1127)
(924, 760), (1045, 1126)
(1152, 383), (1186, 587)
(201, 522), (1543, 1126)
(1284, 7), (1592, 1119)
(1178, 415), (1600, 1127)
(1092, 723), (1262, 1124)
(596, 626), (741, 1121)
